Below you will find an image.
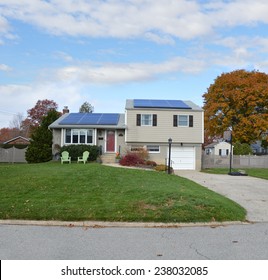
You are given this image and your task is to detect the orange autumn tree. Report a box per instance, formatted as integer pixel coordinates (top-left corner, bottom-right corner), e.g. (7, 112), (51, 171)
(203, 70), (268, 144)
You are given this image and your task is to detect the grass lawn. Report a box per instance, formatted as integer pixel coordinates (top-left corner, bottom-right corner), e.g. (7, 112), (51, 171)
(0, 162), (246, 223)
(202, 168), (268, 180)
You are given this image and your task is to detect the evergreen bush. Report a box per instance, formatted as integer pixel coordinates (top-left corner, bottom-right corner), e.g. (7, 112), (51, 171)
(233, 142), (252, 155)
(25, 110), (61, 163)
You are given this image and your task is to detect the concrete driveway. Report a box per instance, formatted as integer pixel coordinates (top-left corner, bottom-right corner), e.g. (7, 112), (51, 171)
(175, 171), (268, 222)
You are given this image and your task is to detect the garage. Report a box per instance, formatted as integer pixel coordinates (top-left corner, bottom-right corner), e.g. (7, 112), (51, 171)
(169, 147), (195, 170)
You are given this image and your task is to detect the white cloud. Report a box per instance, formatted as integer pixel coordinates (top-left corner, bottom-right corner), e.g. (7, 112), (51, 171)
(53, 51), (74, 62)
(0, 82), (86, 127)
(55, 57), (206, 84)
(0, 63), (12, 71)
(0, 0), (237, 43)
(144, 32), (176, 45)
(0, 15), (9, 33)
(208, 0), (268, 27)
(1, 0), (268, 46)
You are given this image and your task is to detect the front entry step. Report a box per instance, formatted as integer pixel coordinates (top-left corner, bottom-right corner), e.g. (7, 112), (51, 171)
(101, 153), (116, 163)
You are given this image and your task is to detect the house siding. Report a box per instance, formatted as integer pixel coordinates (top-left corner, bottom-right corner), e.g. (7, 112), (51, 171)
(52, 129), (62, 155)
(126, 109), (203, 144)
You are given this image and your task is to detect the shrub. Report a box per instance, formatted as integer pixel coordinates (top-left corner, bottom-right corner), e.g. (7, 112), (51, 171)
(154, 164), (173, 173)
(145, 160), (157, 167)
(129, 147), (149, 161)
(119, 152), (145, 166)
(60, 145), (100, 161)
(234, 142), (252, 155)
(136, 148), (149, 161)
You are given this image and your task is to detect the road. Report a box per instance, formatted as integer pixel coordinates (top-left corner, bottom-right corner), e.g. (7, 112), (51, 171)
(1, 222), (268, 260)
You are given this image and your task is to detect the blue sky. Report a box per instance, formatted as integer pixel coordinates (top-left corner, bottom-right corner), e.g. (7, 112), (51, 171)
(1, 0), (268, 128)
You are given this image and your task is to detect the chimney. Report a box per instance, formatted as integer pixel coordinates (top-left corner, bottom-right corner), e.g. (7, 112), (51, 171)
(63, 106), (69, 114)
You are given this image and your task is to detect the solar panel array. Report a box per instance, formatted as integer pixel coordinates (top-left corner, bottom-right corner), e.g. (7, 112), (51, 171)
(133, 99), (191, 109)
(59, 113), (120, 125)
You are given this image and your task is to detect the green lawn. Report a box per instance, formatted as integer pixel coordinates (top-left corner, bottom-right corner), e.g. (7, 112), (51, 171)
(202, 168), (268, 180)
(0, 162), (246, 223)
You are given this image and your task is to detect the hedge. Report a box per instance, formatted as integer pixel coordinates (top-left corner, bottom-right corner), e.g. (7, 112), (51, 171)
(60, 145), (100, 161)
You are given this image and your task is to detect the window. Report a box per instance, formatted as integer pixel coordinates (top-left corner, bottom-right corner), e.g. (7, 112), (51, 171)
(179, 115), (188, 126)
(65, 129), (93, 144)
(130, 146), (144, 152)
(147, 145), (160, 153)
(219, 149), (229, 156)
(65, 129), (71, 143)
(80, 130), (86, 143)
(87, 130), (93, 144)
(141, 114), (152, 126)
(72, 130), (79, 143)
(173, 115), (193, 127)
(137, 114), (157, 126)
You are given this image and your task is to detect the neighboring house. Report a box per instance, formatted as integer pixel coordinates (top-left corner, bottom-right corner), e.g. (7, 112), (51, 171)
(0, 136), (30, 163)
(204, 141), (233, 156)
(49, 99), (204, 170)
(251, 141), (267, 155)
(3, 136), (30, 145)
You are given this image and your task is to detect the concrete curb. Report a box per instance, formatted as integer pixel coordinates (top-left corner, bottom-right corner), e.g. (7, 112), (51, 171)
(0, 219), (252, 228)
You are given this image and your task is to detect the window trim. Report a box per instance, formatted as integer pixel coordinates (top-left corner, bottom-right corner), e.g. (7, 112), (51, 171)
(174, 114), (194, 127)
(178, 115), (189, 127)
(141, 114), (153, 126)
(65, 129), (93, 145)
(137, 114), (157, 126)
(147, 145), (160, 153)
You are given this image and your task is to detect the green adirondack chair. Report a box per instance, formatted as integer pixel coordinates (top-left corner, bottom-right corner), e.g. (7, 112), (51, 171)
(77, 151), (90, 164)
(61, 151), (71, 164)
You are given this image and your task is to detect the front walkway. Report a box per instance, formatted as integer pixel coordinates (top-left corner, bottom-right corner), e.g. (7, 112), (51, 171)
(175, 171), (268, 222)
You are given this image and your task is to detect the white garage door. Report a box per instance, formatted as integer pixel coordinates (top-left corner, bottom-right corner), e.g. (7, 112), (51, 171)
(169, 147), (195, 170)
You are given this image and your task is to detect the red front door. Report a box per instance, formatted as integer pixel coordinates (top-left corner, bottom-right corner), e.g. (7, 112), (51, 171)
(106, 130), (115, 152)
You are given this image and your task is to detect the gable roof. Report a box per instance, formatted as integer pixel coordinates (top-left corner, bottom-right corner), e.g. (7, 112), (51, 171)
(3, 136), (31, 145)
(49, 113), (126, 129)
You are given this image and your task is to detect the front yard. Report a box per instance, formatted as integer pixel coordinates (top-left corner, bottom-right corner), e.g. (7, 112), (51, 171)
(0, 162), (246, 222)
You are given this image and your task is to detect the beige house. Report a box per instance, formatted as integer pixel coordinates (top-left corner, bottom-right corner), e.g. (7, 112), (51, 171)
(49, 99), (204, 170)
(125, 99), (203, 170)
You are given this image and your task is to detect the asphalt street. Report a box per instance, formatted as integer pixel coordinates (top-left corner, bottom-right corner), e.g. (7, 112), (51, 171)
(1, 222), (268, 259)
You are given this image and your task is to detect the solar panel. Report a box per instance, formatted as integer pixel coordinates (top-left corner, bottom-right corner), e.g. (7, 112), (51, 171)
(59, 113), (84, 125)
(99, 113), (120, 125)
(133, 99), (191, 109)
(59, 113), (120, 125)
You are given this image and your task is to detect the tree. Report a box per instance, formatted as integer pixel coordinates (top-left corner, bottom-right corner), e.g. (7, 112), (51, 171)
(9, 112), (24, 130)
(25, 110), (61, 163)
(79, 101), (94, 113)
(0, 127), (20, 143)
(203, 70), (268, 144)
(233, 142), (252, 155)
(26, 99), (58, 127)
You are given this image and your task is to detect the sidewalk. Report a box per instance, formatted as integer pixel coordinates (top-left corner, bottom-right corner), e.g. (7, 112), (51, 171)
(175, 171), (268, 222)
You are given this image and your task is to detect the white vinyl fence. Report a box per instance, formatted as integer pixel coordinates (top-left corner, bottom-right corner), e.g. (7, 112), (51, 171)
(202, 154), (268, 169)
